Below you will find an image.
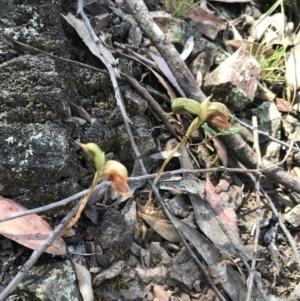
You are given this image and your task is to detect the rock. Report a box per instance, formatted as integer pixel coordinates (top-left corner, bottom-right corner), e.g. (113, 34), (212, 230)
(0, 1), (86, 211)
(94, 288), (120, 301)
(17, 259), (82, 301)
(150, 11), (192, 49)
(204, 47), (260, 112)
(150, 242), (162, 265)
(108, 14), (137, 39)
(171, 247), (201, 290)
(135, 243), (172, 285)
(282, 114), (300, 141)
(251, 101), (281, 139)
(121, 86), (148, 115)
(119, 114), (157, 172)
(136, 263), (169, 284)
(0, 52), (80, 211)
(264, 141), (281, 163)
(285, 204), (300, 227)
(165, 195), (190, 218)
(119, 279), (143, 301)
(96, 209), (133, 263)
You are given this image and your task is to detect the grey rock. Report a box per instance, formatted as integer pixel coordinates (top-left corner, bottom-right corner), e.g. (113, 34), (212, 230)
(171, 247), (201, 289)
(120, 279), (143, 301)
(150, 11), (192, 48)
(18, 259), (82, 301)
(204, 47), (260, 112)
(251, 101), (281, 138)
(119, 114), (156, 172)
(121, 86), (148, 115)
(150, 242), (163, 265)
(282, 114), (300, 142)
(285, 204), (300, 227)
(0, 52), (80, 211)
(94, 289), (120, 301)
(166, 195), (190, 218)
(97, 209), (133, 263)
(136, 263), (170, 284)
(108, 15), (137, 39)
(264, 141), (281, 163)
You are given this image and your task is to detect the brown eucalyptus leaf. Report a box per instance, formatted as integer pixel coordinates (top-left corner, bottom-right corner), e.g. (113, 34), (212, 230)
(153, 285), (170, 301)
(74, 262), (94, 301)
(0, 196), (66, 255)
(147, 51), (185, 97)
(149, 67), (177, 100)
(62, 13), (119, 76)
(139, 213), (181, 242)
(69, 102), (91, 123)
(205, 178), (239, 234)
(225, 40), (274, 58)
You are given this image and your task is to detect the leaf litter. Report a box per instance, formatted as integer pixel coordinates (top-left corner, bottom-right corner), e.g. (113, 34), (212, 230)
(0, 196), (66, 256)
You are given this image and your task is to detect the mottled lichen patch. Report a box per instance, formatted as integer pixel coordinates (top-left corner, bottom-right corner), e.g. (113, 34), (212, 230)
(18, 259), (81, 301)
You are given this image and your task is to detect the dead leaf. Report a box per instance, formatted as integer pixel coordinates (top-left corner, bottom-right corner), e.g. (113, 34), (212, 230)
(62, 13), (119, 77)
(205, 178), (239, 234)
(0, 196), (66, 255)
(274, 97), (290, 113)
(250, 14), (271, 42)
(69, 102), (91, 123)
(153, 285), (170, 301)
(211, 136), (228, 167)
(92, 260), (124, 286)
(196, 70), (203, 87)
(115, 48), (177, 100)
(95, 244), (109, 267)
(225, 40), (274, 58)
(116, 58), (134, 78)
(149, 150), (181, 160)
(188, 6), (226, 40)
(149, 67), (177, 100)
(286, 44), (300, 90)
(147, 51), (186, 97)
(139, 213), (181, 242)
(74, 262), (94, 301)
(180, 36), (194, 61)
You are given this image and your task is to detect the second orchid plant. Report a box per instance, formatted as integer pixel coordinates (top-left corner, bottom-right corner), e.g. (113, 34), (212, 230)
(153, 96), (231, 184)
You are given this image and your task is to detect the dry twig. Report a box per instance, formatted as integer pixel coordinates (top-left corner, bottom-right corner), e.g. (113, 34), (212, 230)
(246, 116), (263, 301)
(0, 202), (81, 300)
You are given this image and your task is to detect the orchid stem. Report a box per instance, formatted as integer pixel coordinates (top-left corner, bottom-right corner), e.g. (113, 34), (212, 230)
(146, 135), (189, 209)
(154, 135), (189, 185)
(65, 172), (100, 229)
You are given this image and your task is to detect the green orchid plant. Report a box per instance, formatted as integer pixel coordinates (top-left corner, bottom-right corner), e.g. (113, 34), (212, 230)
(153, 96), (230, 184)
(65, 142), (129, 229)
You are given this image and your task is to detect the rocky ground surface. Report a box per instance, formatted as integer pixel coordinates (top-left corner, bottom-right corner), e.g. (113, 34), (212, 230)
(1, 0), (300, 300)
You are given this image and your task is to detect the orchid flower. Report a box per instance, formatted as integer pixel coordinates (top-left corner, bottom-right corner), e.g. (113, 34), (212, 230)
(153, 96), (230, 185)
(65, 142), (129, 229)
(101, 160), (129, 197)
